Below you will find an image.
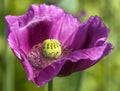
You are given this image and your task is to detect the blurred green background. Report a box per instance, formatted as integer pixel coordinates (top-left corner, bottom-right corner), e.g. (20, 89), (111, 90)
(0, 0), (119, 91)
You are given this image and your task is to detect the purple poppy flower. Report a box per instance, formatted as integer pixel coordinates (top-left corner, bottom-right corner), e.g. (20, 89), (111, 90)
(5, 4), (113, 87)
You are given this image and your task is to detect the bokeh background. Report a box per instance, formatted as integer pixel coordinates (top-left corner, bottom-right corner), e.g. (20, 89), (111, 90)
(0, 0), (119, 91)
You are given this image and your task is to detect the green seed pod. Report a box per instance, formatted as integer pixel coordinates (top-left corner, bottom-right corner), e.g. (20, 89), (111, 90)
(42, 39), (62, 59)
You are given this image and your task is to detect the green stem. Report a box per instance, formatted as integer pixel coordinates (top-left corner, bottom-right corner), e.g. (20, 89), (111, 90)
(76, 72), (83, 91)
(48, 80), (53, 91)
(3, 46), (15, 91)
(2, 43), (7, 91)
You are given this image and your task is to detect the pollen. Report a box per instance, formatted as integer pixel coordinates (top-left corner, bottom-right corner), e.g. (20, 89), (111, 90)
(41, 39), (62, 59)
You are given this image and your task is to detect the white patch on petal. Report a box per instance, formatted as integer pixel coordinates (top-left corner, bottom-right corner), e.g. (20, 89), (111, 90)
(14, 50), (22, 59)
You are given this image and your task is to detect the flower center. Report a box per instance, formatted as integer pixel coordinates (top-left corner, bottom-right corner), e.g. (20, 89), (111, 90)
(28, 39), (71, 69)
(41, 39), (62, 59)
